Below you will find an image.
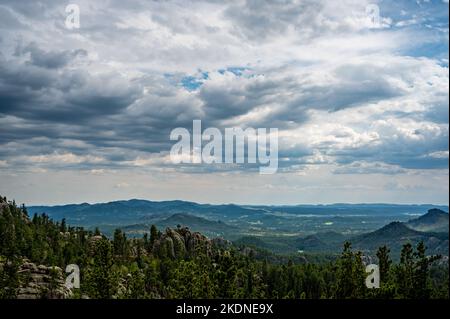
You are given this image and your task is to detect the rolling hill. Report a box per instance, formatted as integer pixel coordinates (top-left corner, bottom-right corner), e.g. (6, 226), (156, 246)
(26, 199), (449, 256)
(406, 208), (449, 233)
(350, 221), (448, 257)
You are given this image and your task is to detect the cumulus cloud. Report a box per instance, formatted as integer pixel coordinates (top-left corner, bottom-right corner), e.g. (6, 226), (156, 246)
(0, 0), (448, 204)
(14, 42), (87, 69)
(333, 161), (406, 175)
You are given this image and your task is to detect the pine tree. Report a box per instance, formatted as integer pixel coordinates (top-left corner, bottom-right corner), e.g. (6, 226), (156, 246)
(0, 258), (20, 299)
(412, 241), (441, 299)
(334, 242), (366, 299)
(113, 229), (128, 261)
(85, 238), (117, 299)
(396, 243), (414, 298)
(60, 218), (67, 233)
(150, 225), (158, 249)
(376, 245), (392, 284)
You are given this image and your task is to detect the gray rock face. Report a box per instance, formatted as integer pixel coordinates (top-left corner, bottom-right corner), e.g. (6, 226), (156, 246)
(153, 227), (212, 258)
(88, 235), (104, 255)
(0, 197), (7, 213)
(17, 260), (72, 299)
(211, 237), (232, 249)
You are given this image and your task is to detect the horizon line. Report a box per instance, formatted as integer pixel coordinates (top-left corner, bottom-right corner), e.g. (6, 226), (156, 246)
(9, 197), (449, 208)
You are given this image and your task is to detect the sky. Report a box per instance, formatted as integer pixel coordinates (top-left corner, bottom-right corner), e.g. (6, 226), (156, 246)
(0, 0), (448, 206)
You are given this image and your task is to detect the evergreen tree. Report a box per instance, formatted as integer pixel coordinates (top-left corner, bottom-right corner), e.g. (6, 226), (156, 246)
(0, 258), (19, 299)
(335, 242), (366, 299)
(113, 229), (128, 261)
(411, 241), (441, 299)
(376, 245), (392, 284)
(60, 218), (67, 233)
(150, 225), (158, 249)
(84, 239), (117, 299)
(396, 243), (414, 298)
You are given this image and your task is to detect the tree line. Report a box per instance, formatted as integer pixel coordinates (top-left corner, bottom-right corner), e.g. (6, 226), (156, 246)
(0, 196), (448, 299)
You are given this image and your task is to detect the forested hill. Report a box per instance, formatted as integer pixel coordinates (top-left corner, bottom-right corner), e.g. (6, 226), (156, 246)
(0, 195), (448, 299)
(407, 209), (449, 233)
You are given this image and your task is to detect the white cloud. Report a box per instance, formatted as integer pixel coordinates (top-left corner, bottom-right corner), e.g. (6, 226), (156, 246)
(0, 0), (448, 204)
(26, 152), (106, 165)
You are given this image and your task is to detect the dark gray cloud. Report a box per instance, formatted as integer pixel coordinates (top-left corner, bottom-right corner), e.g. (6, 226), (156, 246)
(0, 50), (141, 123)
(15, 42), (87, 69)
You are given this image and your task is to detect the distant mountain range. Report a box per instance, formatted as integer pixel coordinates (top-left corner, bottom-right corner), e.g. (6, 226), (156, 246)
(237, 209), (449, 258)
(28, 199), (448, 225)
(28, 199), (246, 238)
(28, 199), (262, 227)
(27, 199), (448, 257)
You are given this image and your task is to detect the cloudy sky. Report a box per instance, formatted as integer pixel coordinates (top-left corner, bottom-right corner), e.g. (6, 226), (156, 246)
(0, 0), (448, 205)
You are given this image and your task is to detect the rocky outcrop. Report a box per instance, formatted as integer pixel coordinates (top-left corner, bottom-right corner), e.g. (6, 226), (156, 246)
(0, 196), (31, 223)
(17, 260), (72, 299)
(152, 226), (212, 259)
(0, 196), (8, 213)
(87, 235), (104, 255)
(211, 237), (232, 249)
